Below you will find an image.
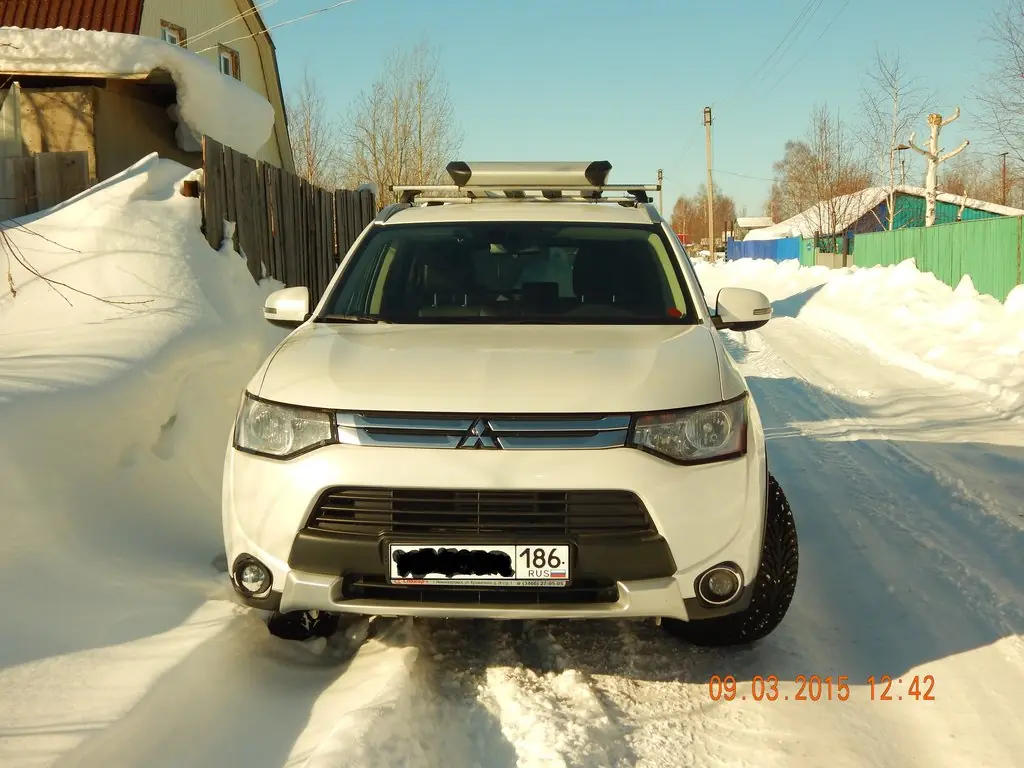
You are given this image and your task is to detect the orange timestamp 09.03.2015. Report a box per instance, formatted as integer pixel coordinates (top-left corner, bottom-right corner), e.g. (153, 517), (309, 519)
(707, 674), (936, 702)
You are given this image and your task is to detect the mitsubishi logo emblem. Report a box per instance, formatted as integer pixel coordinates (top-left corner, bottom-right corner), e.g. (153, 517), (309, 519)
(457, 418), (500, 449)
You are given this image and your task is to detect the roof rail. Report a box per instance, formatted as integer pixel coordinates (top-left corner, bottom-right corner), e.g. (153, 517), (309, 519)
(391, 160), (661, 206)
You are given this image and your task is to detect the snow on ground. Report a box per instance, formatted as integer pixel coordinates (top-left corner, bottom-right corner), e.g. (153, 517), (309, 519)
(0, 178), (1022, 768)
(697, 257), (1024, 416)
(0, 27), (274, 156)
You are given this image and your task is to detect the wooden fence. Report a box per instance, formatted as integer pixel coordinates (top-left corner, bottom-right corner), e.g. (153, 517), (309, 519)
(200, 136), (377, 301)
(2, 151), (90, 220)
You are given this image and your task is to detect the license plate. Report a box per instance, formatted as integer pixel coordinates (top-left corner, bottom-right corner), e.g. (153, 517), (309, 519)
(387, 543), (570, 586)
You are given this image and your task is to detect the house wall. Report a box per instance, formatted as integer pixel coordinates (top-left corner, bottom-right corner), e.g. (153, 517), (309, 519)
(138, 0), (293, 170)
(871, 194), (1006, 231)
(93, 86), (200, 179)
(18, 87), (98, 181)
(17, 85), (200, 186)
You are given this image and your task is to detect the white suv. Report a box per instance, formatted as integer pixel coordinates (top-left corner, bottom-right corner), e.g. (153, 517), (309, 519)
(222, 161), (799, 647)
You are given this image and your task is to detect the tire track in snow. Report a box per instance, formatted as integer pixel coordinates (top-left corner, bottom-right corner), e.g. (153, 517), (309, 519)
(732, 326), (1024, 632)
(498, 619), (773, 768)
(302, 617), (519, 768)
(715, 326), (1024, 767)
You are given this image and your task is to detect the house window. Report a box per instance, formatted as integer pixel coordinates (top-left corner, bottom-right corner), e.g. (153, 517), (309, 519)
(160, 20), (186, 46)
(218, 45), (241, 80)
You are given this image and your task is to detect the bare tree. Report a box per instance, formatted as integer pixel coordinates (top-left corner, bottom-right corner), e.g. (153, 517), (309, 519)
(340, 40), (462, 207)
(907, 108), (969, 226)
(670, 183), (737, 247)
(286, 66), (344, 189)
(769, 105), (873, 237)
(939, 152), (1005, 202)
(858, 47), (932, 228)
(978, 1), (1024, 163)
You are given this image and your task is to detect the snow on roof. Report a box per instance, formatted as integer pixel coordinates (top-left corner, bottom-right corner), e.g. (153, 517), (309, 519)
(0, 26), (274, 157)
(744, 185), (1024, 241)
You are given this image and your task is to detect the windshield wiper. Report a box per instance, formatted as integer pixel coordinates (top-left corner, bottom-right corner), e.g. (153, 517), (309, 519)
(319, 314), (389, 324)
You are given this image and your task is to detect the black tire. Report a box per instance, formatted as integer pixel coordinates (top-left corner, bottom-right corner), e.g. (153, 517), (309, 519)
(664, 472), (799, 647)
(267, 609), (341, 641)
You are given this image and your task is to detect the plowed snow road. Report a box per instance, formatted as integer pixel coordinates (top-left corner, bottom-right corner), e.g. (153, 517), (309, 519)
(2, 317), (1022, 768)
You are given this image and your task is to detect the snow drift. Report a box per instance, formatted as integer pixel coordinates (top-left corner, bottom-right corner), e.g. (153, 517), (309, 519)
(0, 154), (287, 762)
(0, 27), (275, 156)
(695, 257), (1024, 415)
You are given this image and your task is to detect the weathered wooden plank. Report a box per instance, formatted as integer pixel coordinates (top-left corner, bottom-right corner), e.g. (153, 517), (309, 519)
(256, 161), (270, 280)
(222, 145), (237, 237)
(267, 165), (284, 281)
(201, 136), (223, 249)
(3, 156), (36, 217)
(334, 189), (349, 261)
(285, 172), (300, 287)
(321, 188), (333, 297)
(34, 151), (89, 210)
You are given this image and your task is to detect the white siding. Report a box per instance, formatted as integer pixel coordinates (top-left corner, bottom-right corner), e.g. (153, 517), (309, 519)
(138, 0), (291, 169)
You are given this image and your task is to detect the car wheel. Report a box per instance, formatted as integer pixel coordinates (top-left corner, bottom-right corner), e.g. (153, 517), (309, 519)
(266, 609), (341, 641)
(664, 472), (799, 647)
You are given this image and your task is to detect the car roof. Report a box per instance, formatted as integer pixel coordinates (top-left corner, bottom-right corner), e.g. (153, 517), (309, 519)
(381, 200), (663, 226)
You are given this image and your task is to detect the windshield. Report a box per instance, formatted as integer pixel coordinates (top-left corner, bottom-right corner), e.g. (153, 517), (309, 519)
(319, 221), (696, 324)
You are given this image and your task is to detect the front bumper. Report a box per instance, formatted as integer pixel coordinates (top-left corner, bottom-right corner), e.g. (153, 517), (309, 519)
(273, 571), (753, 620)
(222, 427), (767, 621)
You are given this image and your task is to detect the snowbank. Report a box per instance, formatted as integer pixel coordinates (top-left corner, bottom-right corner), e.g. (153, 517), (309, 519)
(696, 257), (1024, 415)
(0, 153), (287, 758)
(0, 27), (274, 156)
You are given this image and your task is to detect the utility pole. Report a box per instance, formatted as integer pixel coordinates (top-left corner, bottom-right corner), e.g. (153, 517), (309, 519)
(704, 107), (715, 261)
(908, 107), (969, 227)
(657, 168), (664, 214)
(1000, 152), (1009, 205)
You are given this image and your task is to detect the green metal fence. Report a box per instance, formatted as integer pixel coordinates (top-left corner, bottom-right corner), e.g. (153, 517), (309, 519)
(852, 216), (1022, 302)
(799, 238), (815, 266)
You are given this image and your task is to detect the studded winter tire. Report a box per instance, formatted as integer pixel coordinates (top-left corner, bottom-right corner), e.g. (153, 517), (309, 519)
(664, 472), (799, 647)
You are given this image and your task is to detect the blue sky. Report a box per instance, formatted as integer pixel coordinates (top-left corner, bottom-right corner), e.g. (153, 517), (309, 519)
(261, 0), (1000, 216)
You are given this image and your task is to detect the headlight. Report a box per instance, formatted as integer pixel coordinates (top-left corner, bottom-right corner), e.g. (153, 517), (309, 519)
(630, 394), (747, 464)
(233, 393), (335, 459)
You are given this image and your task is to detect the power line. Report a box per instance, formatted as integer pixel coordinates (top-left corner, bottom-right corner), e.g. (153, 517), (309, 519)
(768, 0), (852, 93)
(705, 0), (822, 118)
(196, 0), (359, 53)
(670, 2), (829, 202)
(714, 169), (776, 182)
(757, 0), (825, 84)
(186, 0), (285, 48)
(742, 0), (819, 90)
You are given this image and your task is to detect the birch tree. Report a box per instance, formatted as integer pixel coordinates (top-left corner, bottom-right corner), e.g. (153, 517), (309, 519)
(858, 47), (932, 228)
(907, 108), (969, 226)
(340, 40), (462, 207)
(286, 67), (344, 189)
(769, 105), (872, 238)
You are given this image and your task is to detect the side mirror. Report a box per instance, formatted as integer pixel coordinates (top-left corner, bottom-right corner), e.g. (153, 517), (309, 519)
(712, 287), (772, 331)
(263, 286), (310, 328)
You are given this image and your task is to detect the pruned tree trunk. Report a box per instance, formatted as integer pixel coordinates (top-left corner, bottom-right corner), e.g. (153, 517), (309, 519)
(908, 107), (969, 226)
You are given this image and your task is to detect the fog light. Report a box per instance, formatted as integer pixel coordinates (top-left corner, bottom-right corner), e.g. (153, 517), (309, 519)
(696, 564), (743, 605)
(232, 556), (272, 598)
(707, 569), (739, 597)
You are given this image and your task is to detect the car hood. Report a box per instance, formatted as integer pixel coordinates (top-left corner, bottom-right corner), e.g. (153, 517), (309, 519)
(255, 323), (727, 413)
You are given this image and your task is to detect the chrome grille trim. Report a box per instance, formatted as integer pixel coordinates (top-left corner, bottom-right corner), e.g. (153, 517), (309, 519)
(335, 413), (631, 450)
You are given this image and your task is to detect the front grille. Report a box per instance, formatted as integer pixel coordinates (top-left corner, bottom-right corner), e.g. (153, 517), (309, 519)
(335, 413), (631, 450)
(341, 574), (620, 605)
(307, 487), (655, 538)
